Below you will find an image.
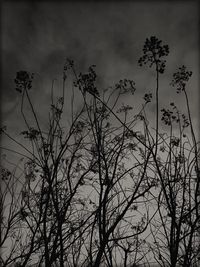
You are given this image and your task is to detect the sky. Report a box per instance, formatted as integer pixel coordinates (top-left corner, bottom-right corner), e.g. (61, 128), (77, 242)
(1, 0), (199, 144)
(0, 2), (199, 264)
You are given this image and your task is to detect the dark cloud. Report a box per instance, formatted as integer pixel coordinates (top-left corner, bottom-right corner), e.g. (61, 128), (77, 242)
(1, 1), (199, 132)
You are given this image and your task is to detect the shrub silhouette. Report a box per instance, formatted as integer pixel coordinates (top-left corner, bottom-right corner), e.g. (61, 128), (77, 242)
(0, 37), (199, 267)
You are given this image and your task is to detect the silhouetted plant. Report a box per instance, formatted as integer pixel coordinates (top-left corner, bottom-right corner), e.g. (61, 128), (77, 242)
(0, 36), (199, 267)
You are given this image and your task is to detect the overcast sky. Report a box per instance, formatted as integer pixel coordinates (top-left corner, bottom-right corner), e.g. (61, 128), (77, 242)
(1, 1), (199, 139)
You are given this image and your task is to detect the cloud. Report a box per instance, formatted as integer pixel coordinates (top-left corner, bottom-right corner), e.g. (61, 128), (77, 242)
(1, 1), (199, 134)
